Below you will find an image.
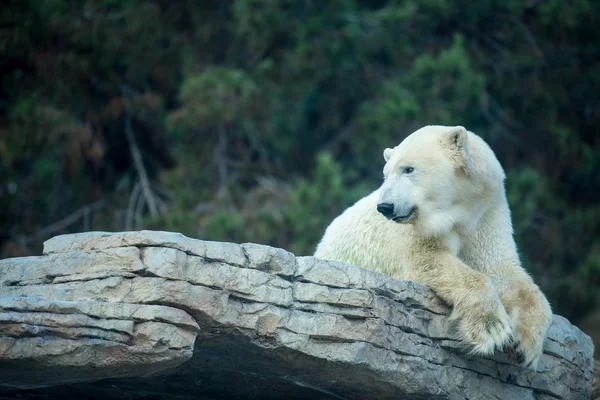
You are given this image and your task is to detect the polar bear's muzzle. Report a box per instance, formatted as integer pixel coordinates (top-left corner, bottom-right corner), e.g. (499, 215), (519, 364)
(377, 202), (416, 223)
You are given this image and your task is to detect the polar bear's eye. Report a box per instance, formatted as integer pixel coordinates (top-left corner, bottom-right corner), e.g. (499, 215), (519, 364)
(404, 167), (414, 174)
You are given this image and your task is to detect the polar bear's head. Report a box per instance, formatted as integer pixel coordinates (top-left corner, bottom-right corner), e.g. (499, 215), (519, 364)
(377, 125), (505, 237)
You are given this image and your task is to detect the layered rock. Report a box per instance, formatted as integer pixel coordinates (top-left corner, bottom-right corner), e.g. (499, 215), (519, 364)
(0, 231), (594, 399)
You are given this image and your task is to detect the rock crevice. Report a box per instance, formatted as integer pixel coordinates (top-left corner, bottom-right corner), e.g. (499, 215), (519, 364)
(0, 231), (594, 399)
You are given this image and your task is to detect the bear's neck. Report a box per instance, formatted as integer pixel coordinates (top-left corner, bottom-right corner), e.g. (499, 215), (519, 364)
(455, 190), (520, 272)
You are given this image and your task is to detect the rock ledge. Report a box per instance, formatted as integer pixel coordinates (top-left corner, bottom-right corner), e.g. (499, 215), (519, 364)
(0, 231), (594, 399)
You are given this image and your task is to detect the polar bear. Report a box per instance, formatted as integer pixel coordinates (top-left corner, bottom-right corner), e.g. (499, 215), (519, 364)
(314, 125), (552, 368)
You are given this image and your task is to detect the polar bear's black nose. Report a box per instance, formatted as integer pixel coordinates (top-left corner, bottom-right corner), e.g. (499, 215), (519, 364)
(377, 203), (394, 218)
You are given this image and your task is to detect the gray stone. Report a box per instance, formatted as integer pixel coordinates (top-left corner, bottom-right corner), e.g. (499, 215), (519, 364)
(0, 296), (198, 390)
(293, 282), (374, 307)
(0, 230), (593, 400)
(0, 247), (143, 286)
(242, 242), (297, 276)
(141, 247), (293, 306)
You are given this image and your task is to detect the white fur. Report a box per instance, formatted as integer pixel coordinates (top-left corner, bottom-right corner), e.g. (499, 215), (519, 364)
(315, 125), (552, 368)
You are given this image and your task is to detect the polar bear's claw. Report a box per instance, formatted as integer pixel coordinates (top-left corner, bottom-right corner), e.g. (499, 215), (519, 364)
(512, 337), (543, 370)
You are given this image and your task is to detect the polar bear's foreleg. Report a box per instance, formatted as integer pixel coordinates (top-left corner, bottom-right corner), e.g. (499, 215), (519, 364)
(487, 262), (553, 368)
(407, 249), (513, 356)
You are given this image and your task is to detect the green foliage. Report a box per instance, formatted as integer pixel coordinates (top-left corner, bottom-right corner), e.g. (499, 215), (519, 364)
(507, 167), (600, 313)
(153, 152), (368, 256)
(357, 34), (486, 160)
(1, 0), (599, 323)
(176, 68), (259, 127)
(3, 96), (45, 166)
(282, 153), (371, 255)
(506, 167), (561, 228)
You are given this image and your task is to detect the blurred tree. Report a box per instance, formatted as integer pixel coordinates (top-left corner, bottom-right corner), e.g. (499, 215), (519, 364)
(0, 0), (598, 324)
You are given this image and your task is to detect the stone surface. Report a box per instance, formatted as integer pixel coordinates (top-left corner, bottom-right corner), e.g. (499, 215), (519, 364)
(0, 230), (594, 399)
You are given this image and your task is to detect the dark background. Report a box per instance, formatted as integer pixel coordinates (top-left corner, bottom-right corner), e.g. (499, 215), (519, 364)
(1, 0), (599, 350)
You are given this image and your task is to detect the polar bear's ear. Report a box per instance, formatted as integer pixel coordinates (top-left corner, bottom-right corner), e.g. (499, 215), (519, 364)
(383, 147), (394, 162)
(443, 126), (472, 175)
(446, 126), (467, 149)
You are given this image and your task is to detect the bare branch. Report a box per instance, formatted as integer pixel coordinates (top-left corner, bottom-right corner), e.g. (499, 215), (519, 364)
(509, 16), (544, 63)
(126, 181), (142, 231)
(21, 200), (106, 244)
(83, 207), (90, 232)
(193, 202), (217, 215)
(151, 183), (174, 201)
(121, 86), (159, 218)
(134, 184), (146, 228)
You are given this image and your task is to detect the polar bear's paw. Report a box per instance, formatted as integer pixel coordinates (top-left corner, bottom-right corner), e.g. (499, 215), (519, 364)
(507, 312), (550, 368)
(505, 286), (552, 369)
(457, 301), (513, 357)
(507, 335), (543, 369)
